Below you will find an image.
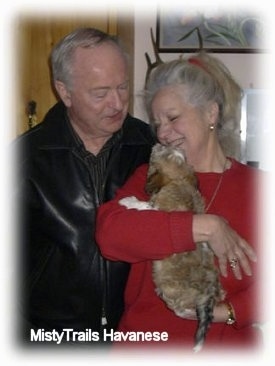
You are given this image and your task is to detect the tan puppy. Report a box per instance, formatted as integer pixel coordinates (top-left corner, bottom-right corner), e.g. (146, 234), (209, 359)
(120, 143), (225, 351)
(146, 143), (225, 351)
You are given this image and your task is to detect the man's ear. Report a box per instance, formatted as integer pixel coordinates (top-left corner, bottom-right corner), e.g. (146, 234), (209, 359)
(54, 80), (72, 107)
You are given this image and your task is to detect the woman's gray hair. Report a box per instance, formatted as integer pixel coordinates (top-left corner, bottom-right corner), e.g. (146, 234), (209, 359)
(145, 52), (243, 158)
(50, 27), (128, 89)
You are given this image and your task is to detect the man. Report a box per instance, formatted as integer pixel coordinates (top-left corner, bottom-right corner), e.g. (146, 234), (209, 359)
(16, 27), (155, 345)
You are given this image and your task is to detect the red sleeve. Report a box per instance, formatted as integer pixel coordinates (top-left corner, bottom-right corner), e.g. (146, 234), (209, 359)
(227, 285), (258, 329)
(228, 264), (264, 328)
(96, 164), (196, 263)
(228, 167), (265, 328)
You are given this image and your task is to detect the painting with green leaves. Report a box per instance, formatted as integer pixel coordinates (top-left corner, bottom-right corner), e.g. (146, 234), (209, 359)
(156, 9), (266, 53)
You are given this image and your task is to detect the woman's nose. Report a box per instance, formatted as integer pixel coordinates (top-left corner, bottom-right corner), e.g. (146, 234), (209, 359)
(157, 122), (171, 143)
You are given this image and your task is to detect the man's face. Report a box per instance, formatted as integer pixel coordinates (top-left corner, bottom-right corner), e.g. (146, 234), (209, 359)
(56, 43), (129, 139)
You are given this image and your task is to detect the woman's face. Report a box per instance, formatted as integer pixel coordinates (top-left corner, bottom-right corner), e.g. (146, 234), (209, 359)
(151, 85), (217, 164)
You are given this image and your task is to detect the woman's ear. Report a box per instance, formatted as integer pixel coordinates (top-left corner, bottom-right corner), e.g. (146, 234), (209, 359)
(207, 102), (219, 126)
(54, 80), (72, 107)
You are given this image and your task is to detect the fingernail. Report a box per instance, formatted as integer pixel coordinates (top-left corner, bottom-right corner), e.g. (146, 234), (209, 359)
(251, 252), (257, 262)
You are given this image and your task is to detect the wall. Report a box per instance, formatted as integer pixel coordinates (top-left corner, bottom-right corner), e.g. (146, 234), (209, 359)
(133, 7), (270, 122)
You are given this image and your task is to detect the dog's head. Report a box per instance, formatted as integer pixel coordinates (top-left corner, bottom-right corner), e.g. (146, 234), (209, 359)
(146, 143), (198, 195)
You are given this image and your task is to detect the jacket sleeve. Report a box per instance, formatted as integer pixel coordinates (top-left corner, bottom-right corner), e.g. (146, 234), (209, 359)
(96, 164), (196, 263)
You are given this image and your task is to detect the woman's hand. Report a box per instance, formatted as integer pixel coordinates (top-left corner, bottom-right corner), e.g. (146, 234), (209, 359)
(179, 303), (234, 323)
(192, 214), (257, 279)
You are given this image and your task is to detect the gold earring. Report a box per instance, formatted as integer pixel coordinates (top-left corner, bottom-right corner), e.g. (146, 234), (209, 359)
(209, 124), (215, 131)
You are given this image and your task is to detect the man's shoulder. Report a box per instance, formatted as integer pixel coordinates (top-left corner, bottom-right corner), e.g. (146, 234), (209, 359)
(123, 114), (156, 145)
(124, 114), (149, 127)
(15, 103), (69, 147)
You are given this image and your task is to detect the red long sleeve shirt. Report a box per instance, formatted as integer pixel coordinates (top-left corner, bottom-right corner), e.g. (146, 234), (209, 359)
(96, 159), (264, 352)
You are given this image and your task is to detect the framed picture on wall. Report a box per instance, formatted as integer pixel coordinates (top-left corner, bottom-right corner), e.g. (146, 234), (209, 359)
(156, 9), (267, 53)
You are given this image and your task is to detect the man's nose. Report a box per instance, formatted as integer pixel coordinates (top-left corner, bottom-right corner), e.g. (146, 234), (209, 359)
(108, 89), (124, 110)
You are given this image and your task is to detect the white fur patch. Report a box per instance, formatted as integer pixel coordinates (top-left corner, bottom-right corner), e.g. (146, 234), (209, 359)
(119, 196), (155, 211)
(193, 342), (203, 353)
(174, 308), (194, 318)
(173, 149), (185, 160)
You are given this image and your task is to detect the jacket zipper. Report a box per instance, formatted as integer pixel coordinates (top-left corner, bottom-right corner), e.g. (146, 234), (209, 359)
(98, 144), (122, 331)
(73, 143), (122, 334)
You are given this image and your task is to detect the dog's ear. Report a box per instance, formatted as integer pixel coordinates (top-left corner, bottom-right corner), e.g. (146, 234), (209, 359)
(185, 172), (198, 188)
(146, 171), (163, 195)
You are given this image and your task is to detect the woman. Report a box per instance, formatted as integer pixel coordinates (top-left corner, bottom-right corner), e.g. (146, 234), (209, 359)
(96, 53), (263, 351)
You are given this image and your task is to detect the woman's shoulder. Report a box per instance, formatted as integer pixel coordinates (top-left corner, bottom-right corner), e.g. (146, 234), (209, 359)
(229, 158), (267, 188)
(230, 158), (264, 175)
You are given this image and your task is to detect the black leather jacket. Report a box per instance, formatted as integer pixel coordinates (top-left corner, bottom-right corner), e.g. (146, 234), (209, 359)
(16, 102), (155, 339)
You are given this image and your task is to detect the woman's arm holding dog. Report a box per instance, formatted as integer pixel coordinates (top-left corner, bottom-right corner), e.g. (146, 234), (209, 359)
(192, 214), (257, 279)
(97, 165), (197, 262)
(96, 165), (257, 276)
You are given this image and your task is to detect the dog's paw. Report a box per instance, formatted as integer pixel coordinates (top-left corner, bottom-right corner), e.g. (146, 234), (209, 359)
(119, 196), (154, 210)
(174, 308), (196, 319)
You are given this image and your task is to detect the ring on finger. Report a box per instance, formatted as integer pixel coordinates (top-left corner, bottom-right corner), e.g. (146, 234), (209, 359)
(229, 258), (238, 269)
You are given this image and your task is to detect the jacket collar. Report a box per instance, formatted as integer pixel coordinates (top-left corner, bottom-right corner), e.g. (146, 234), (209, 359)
(40, 102), (153, 149)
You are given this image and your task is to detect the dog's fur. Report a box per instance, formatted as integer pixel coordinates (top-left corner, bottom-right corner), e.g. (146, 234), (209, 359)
(119, 143), (225, 352)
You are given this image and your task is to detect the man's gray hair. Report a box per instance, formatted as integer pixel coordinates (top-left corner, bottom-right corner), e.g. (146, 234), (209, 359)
(51, 27), (127, 88)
